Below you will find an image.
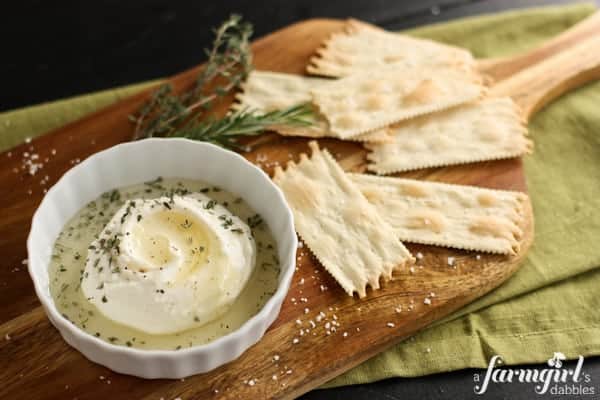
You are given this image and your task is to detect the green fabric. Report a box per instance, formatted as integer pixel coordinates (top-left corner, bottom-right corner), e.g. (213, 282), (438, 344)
(0, 81), (159, 151)
(2, 3), (599, 386)
(327, 3), (600, 386)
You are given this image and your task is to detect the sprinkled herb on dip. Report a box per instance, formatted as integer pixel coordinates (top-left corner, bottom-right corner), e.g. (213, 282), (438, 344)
(49, 177), (280, 350)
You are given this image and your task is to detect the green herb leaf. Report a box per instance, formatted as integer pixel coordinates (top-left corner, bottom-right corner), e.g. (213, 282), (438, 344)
(130, 15), (253, 140)
(129, 15), (315, 150)
(173, 103), (314, 150)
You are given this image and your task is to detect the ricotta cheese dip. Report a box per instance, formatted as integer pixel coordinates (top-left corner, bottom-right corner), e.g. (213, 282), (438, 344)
(82, 193), (256, 334)
(49, 178), (280, 350)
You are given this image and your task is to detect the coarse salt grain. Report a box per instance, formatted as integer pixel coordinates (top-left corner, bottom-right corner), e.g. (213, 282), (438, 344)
(386, 322), (395, 328)
(292, 338), (299, 344)
(416, 252), (423, 260)
(447, 257), (455, 266)
(424, 297), (432, 305)
(273, 354), (280, 361)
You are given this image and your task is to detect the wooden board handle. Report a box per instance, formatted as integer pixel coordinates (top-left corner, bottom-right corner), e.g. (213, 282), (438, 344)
(489, 34), (600, 121)
(479, 11), (600, 81)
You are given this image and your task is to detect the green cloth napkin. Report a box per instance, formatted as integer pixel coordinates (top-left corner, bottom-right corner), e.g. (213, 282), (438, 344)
(2, 3), (599, 387)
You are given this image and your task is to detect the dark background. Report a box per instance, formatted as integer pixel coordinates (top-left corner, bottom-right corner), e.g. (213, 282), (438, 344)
(0, 0), (590, 112)
(3, 0), (600, 399)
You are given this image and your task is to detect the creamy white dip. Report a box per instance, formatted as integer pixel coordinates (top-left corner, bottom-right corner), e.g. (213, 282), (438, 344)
(81, 194), (256, 334)
(49, 178), (280, 350)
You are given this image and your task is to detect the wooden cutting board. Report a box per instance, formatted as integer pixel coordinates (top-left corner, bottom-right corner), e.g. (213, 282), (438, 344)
(1, 12), (600, 400)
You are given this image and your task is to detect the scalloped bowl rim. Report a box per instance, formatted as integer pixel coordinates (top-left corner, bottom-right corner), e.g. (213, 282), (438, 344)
(27, 138), (297, 378)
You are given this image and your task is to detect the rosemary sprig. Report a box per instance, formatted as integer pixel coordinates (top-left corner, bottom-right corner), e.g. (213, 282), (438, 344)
(130, 14), (315, 149)
(130, 14), (253, 140)
(174, 103), (315, 149)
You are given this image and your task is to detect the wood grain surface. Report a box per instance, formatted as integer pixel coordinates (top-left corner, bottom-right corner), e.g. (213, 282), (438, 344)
(1, 12), (600, 400)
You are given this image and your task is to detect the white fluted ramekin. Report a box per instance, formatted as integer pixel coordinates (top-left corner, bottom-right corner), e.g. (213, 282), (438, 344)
(27, 138), (297, 379)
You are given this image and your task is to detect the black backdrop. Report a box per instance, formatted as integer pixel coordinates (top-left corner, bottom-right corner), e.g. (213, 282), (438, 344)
(3, 1), (599, 399)
(1, 0), (580, 111)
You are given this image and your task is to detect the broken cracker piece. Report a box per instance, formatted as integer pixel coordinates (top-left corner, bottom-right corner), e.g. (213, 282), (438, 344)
(310, 66), (484, 138)
(233, 70), (391, 143)
(272, 109), (392, 143)
(273, 141), (414, 297)
(350, 173), (530, 255)
(366, 97), (533, 174)
(307, 19), (476, 78)
(234, 70), (325, 111)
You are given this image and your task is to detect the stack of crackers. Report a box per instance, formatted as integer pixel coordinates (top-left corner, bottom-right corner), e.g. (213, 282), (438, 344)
(233, 20), (532, 298)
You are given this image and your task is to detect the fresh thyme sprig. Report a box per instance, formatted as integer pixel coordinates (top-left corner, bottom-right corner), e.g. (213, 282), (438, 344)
(174, 103), (314, 149)
(130, 14), (253, 140)
(130, 14), (315, 149)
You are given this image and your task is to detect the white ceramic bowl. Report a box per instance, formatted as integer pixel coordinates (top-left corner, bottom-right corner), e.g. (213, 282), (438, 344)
(27, 138), (297, 379)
